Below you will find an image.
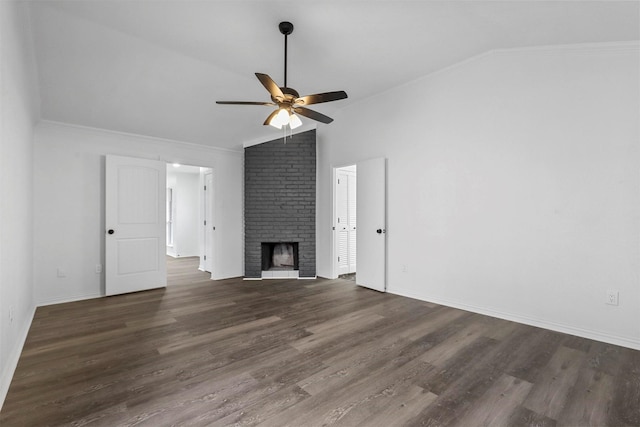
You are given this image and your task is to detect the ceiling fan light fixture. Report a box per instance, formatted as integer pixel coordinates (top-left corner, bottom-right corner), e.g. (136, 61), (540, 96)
(269, 108), (289, 129)
(268, 119), (283, 130)
(289, 113), (302, 129)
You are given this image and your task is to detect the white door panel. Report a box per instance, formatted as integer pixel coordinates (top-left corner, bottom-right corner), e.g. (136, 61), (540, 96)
(106, 155), (167, 296)
(356, 157), (386, 292)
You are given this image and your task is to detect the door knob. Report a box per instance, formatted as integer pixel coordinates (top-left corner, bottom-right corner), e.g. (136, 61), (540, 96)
(107, 229), (115, 235)
(376, 229), (382, 234)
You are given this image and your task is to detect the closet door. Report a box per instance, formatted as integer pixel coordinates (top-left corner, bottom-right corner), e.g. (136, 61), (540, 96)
(347, 173), (357, 273)
(336, 171), (350, 275)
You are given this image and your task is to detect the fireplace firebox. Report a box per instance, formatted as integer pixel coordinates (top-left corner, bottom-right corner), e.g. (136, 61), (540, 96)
(261, 242), (299, 271)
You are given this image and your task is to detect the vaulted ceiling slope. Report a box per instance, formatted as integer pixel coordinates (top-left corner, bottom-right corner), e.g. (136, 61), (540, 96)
(29, 1), (639, 151)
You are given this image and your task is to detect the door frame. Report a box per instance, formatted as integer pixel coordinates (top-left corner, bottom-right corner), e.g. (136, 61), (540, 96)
(331, 163), (357, 279)
(202, 170), (214, 273)
(165, 162), (216, 281)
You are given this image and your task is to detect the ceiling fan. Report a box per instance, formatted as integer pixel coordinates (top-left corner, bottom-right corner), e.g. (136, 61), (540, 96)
(216, 21), (347, 130)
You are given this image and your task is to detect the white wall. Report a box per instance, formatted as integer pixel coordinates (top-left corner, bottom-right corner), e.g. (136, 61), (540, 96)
(33, 121), (243, 305)
(166, 169), (200, 257)
(0, 0), (40, 409)
(318, 42), (640, 349)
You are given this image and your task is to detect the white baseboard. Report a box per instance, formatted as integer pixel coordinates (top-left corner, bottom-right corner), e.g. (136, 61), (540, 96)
(37, 292), (102, 307)
(389, 286), (640, 351)
(0, 304), (36, 412)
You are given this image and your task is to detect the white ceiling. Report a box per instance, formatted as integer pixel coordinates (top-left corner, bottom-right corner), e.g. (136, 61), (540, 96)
(28, 1), (639, 151)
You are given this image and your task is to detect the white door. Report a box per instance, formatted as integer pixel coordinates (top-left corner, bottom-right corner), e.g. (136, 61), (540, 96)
(106, 155), (167, 296)
(356, 157), (386, 292)
(204, 172), (214, 273)
(347, 173), (357, 272)
(336, 171), (350, 275)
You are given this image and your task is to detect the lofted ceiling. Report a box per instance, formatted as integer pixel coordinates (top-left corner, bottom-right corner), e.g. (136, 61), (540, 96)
(28, 1), (639, 151)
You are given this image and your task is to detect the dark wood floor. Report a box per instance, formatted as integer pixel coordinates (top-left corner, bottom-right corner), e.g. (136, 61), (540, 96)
(1, 257), (639, 426)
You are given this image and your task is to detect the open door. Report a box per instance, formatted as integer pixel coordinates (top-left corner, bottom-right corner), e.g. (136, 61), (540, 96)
(356, 157), (386, 292)
(106, 155), (167, 296)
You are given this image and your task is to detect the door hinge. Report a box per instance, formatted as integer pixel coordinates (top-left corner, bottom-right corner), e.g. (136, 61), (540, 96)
(204, 220), (206, 226)
(204, 255), (206, 260)
(338, 256), (340, 262)
(204, 185), (207, 191)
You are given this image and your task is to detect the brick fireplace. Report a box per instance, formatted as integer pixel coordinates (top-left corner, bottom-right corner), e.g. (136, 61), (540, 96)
(244, 130), (316, 278)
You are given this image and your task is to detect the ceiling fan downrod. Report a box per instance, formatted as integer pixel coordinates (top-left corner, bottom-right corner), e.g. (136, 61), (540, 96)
(279, 21), (294, 89)
(215, 20), (347, 128)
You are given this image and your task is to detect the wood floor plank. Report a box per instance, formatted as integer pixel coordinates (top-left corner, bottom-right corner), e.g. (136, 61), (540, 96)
(523, 345), (588, 419)
(420, 321), (489, 367)
(556, 368), (614, 426)
(157, 315), (282, 354)
(408, 324), (542, 426)
(609, 347), (640, 426)
(453, 374), (533, 427)
(359, 385), (438, 427)
(1, 256), (638, 426)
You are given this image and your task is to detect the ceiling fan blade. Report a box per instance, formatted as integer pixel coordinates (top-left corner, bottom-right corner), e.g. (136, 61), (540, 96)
(293, 107), (333, 124)
(263, 109), (280, 126)
(296, 91), (348, 106)
(216, 101), (276, 106)
(255, 73), (284, 100)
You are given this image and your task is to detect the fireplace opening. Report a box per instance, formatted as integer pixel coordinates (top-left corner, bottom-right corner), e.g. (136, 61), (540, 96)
(261, 242), (299, 271)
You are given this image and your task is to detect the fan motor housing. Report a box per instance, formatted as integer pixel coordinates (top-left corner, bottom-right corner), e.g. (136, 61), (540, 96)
(271, 87), (300, 104)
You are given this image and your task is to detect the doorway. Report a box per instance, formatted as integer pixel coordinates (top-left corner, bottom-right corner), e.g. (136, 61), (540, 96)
(334, 165), (357, 278)
(166, 163), (214, 282)
(332, 158), (387, 291)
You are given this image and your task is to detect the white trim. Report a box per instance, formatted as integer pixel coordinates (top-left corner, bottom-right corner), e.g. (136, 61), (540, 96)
(0, 305), (36, 411)
(37, 292), (103, 307)
(492, 40), (639, 56)
(242, 123), (317, 148)
(389, 286), (640, 351)
(243, 276), (318, 280)
(345, 41), (640, 110)
(38, 119), (242, 155)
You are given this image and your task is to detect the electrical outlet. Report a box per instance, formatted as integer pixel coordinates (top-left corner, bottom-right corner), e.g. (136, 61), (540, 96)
(95, 264), (103, 274)
(402, 264), (408, 273)
(57, 268), (66, 278)
(606, 290), (619, 306)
